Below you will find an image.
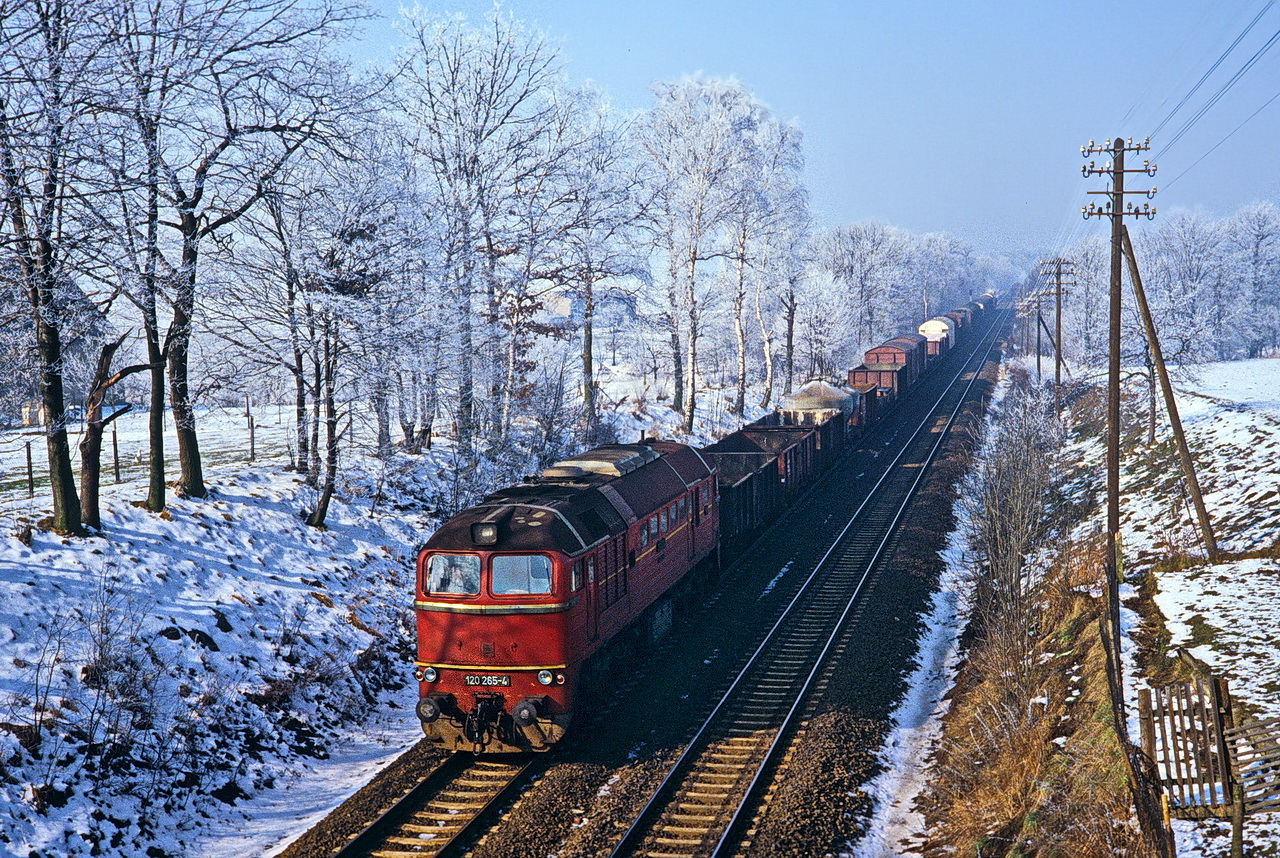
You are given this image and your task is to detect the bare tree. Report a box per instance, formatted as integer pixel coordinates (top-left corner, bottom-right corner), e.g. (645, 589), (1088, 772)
(397, 9), (563, 465)
(99, 0), (368, 506)
(0, 0), (118, 532)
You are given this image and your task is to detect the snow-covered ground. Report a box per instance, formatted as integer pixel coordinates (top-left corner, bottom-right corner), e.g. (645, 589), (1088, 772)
(1123, 359), (1280, 856)
(0, 407), (440, 857)
(853, 356), (1280, 857)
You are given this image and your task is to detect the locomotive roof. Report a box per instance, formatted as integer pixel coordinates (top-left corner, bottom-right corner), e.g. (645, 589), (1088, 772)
(422, 441), (712, 556)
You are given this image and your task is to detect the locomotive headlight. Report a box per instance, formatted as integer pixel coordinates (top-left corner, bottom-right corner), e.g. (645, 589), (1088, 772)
(471, 522), (499, 545)
(537, 669), (554, 686)
(414, 665), (438, 683)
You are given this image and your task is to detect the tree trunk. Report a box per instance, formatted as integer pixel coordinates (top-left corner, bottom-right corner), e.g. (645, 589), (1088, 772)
(667, 314), (683, 412)
(169, 212), (206, 498)
(732, 252), (748, 416)
(783, 285), (797, 395)
(307, 320), (339, 528)
(294, 369), (309, 469)
(416, 376), (435, 450)
(396, 370), (417, 452)
(309, 350), (322, 484)
(79, 338), (124, 531)
(373, 374), (391, 458)
(146, 347), (166, 511)
(282, 222), (309, 472)
(683, 246), (699, 434)
(141, 124), (167, 512)
(36, 306), (82, 534)
(755, 276), (775, 408)
(455, 259), (476, 464)
(581, 278), (597, 443)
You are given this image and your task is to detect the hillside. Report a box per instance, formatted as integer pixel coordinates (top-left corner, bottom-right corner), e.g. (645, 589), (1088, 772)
(1116, 359), (1280, 855)
(853, 357), (1280, 857)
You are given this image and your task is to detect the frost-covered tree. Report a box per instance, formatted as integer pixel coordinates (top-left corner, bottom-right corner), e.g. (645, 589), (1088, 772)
(792, 268), (854, 381)
(813, 222), (911, 358)
(0, 0), (119, 532)
(540, 89), (645, 445)
(1224, 201), (1280, 358)
(96, 0), (367, 507)
(637, 75), (761, 433)
(718, 111), (807, 414)
(397, 9), (566, 466)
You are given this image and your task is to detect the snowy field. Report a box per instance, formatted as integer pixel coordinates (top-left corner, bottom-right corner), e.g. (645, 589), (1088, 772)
(1129, 359), (1280, 855)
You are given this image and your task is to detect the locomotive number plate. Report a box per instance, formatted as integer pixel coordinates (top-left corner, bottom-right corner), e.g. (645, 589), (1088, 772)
(464, 674), (510, 687)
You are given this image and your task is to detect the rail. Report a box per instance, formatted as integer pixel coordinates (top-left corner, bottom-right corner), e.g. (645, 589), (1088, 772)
(608, 310), (1009, 857)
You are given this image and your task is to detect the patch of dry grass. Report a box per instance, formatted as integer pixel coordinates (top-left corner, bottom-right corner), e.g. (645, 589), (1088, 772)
(918, 514), (1153, 856)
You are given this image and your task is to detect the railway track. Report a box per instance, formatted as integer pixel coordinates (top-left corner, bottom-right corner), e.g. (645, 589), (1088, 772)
(607, 310), (1009, 858)
(314, 312), (1007, 858)
(332, 755), (535, 858)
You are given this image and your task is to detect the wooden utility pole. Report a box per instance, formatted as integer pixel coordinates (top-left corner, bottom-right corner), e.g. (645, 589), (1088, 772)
(1082, 136), (1156, 688)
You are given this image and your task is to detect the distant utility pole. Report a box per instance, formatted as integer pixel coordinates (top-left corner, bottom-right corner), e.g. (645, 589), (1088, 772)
(1082, 136), (1156, 690)
(1037, 257), (1075, 405)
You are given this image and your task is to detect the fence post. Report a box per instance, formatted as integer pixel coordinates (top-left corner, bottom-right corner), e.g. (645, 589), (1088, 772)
(113, 423), (121, 483)
(245, 395), (255, 462)
(25, 441), (33, 497)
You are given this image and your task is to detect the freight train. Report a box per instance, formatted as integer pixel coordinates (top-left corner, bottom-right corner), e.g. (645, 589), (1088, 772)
(412, 291), (999, 752)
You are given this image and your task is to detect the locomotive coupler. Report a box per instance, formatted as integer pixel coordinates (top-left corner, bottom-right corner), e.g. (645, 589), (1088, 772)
(463, 693), (505, 750)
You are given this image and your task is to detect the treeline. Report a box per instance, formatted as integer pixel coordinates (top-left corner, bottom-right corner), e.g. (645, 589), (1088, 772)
(0, 1), (1009, 533)
(1056, 203), (1280, 368)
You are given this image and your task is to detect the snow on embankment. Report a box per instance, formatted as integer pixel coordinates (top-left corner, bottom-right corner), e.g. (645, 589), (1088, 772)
(0, 415), (441, 858)
(1115, 359), (1280, 855)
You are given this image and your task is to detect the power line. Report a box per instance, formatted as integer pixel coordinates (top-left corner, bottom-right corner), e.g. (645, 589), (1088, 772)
(1158, 22), (1280, 156)
(1164, 85), (1280, 189)
(1150, 0), (1275, 139)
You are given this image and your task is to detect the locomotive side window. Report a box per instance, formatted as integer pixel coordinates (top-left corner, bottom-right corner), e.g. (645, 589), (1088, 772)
(649, 517), (659, 540)
(639, 523), (649, 548)
(571, 560), (583, 590)
(492, 554), (552, 595)
(426, 554), (480, 596)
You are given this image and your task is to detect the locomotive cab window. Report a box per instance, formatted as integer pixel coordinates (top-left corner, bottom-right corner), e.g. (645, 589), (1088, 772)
(492, 554), (552, 595)
(426, 553), (480, 596)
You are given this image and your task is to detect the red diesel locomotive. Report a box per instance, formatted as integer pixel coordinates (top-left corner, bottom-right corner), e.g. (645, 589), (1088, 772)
(413, 441), (719, 752)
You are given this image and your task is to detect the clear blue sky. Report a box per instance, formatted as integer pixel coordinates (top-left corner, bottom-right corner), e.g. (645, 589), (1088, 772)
(354, 1), (1280, 264)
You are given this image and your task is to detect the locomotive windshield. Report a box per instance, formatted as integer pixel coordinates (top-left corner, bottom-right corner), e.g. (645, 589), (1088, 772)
(491, 554), (552, 595)
(426, 553), (480, 595)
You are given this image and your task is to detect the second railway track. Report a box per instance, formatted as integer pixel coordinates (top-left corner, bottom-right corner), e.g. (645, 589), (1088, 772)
(608, 309), (1009, 858)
